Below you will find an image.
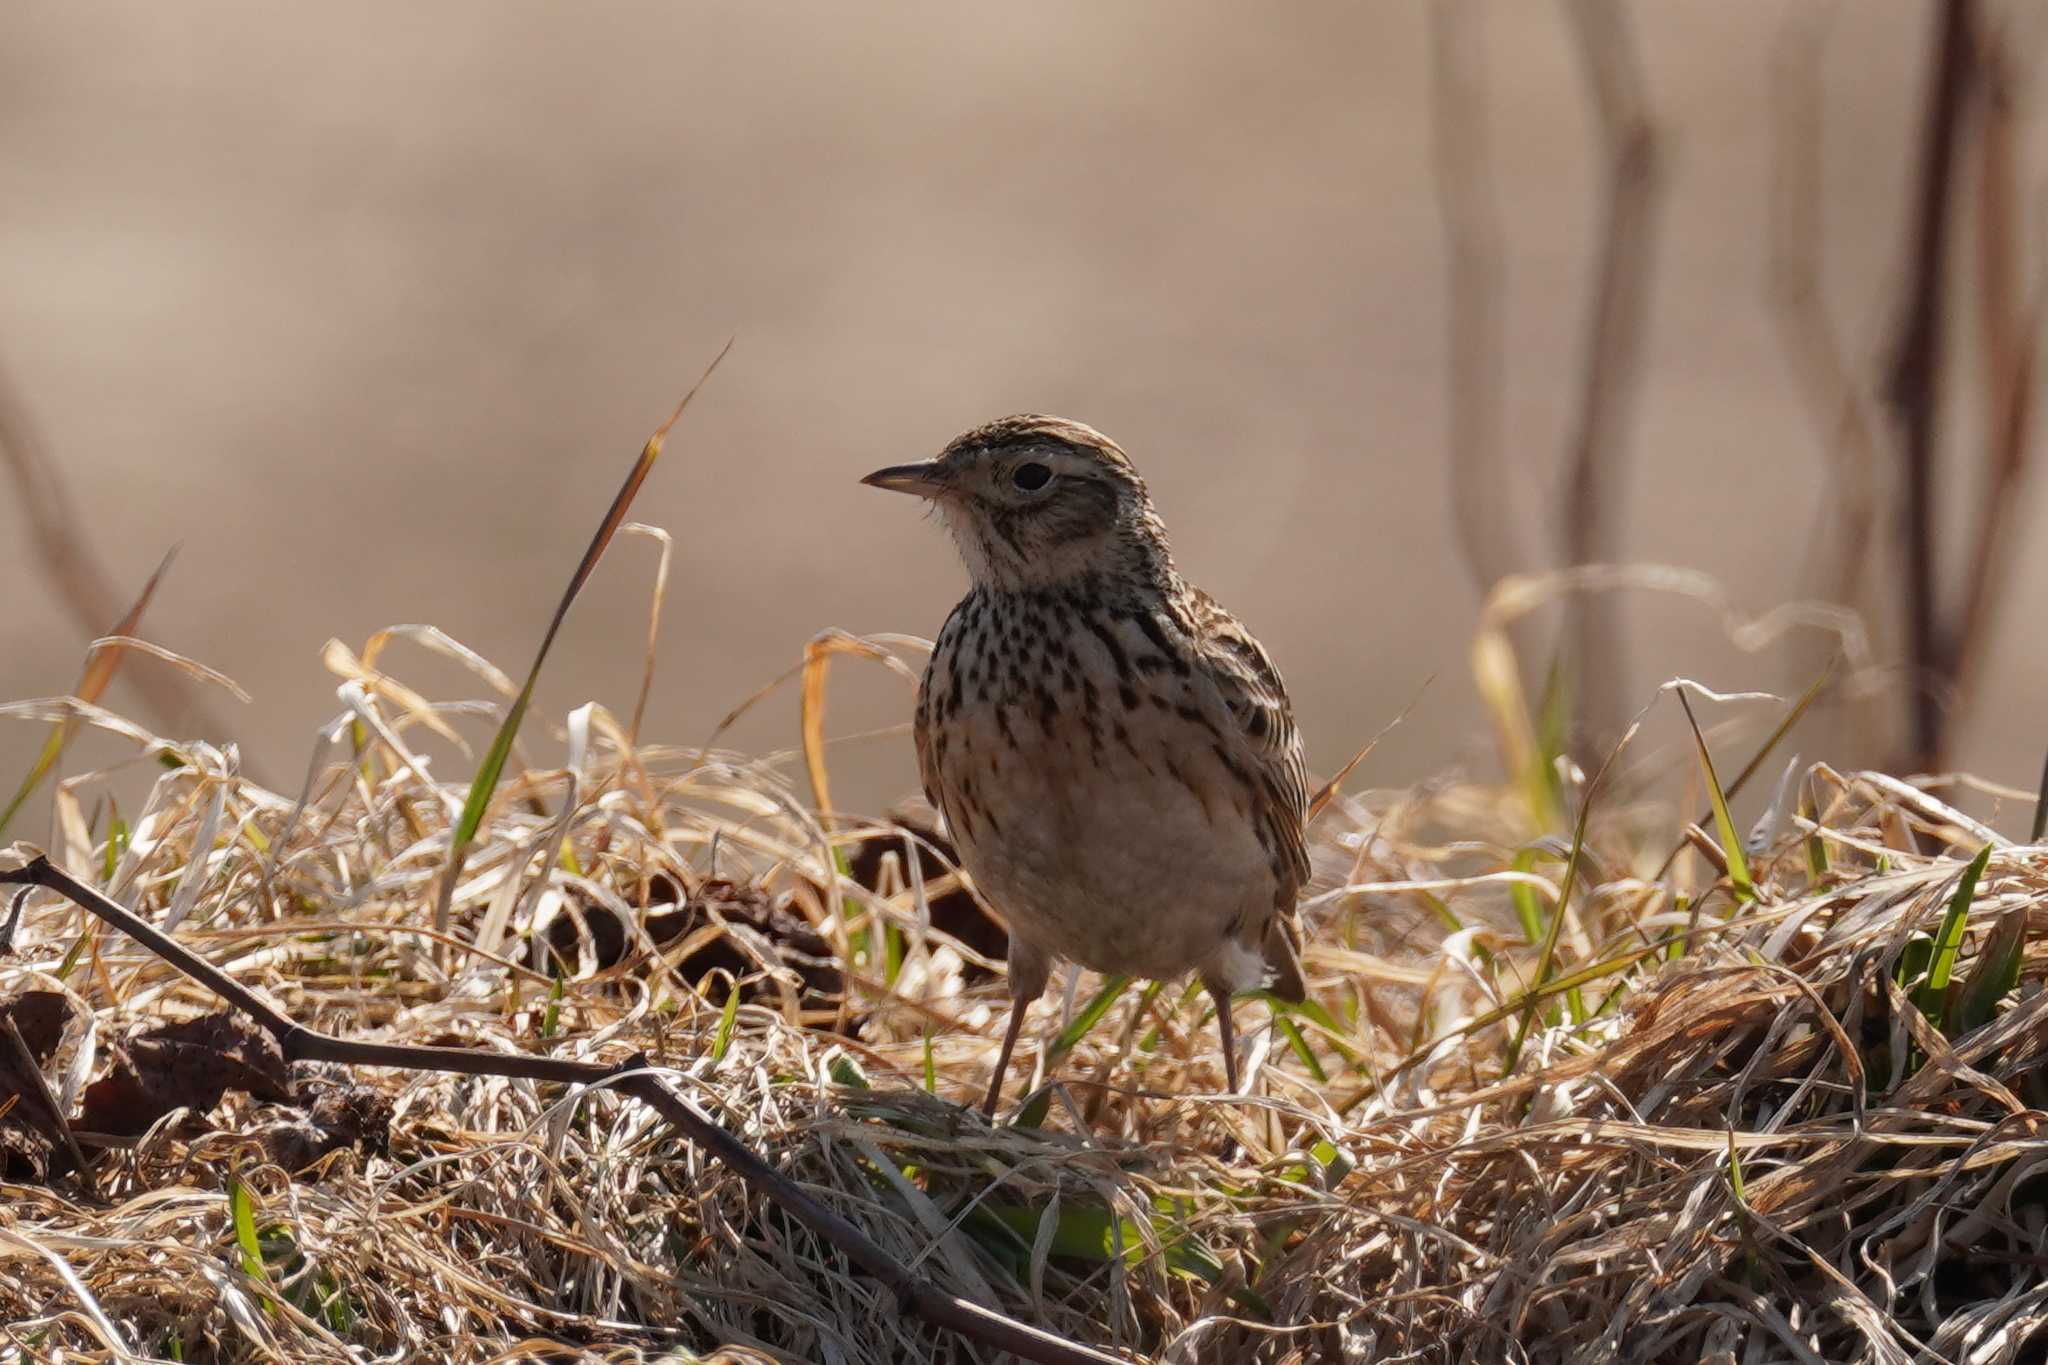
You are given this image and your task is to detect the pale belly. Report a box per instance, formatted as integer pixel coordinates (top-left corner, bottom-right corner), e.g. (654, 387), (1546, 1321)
(935, 694), (1276, 984)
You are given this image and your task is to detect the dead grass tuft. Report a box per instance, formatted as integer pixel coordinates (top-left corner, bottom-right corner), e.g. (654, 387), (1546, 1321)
(1, 636), (2044, 1364)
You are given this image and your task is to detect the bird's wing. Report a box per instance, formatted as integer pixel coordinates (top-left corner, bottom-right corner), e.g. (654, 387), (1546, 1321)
(1183, 589), (1312, 911)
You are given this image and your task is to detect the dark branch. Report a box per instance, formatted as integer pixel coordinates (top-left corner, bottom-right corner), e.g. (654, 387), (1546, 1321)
(0, 845), (1127, 1365)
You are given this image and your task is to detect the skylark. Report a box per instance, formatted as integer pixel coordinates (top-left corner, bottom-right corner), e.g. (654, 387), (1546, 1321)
(863, 415), (1309, 1115)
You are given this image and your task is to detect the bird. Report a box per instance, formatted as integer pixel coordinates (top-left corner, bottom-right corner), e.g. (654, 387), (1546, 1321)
(862, 415), (1310, 1115)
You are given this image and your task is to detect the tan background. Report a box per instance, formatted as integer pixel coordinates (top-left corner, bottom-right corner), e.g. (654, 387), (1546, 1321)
(2, 2), (2044, 826)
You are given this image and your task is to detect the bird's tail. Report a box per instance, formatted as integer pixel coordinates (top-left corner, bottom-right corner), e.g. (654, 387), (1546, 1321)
(1262, 916), (1307, 1004)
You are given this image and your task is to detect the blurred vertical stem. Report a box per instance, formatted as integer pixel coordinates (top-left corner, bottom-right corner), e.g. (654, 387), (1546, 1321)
(1557, 0), (1661, 761)
(1431, 1), (1521, 597)
(1883, 0), (1976, 770)
(1768, 11), (1884, 761)
(1948, 19), (2042, 722)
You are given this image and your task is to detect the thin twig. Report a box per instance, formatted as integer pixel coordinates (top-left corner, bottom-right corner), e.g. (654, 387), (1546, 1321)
(0, 845), (1128, 1365)
(2, 1014), (93, 1196)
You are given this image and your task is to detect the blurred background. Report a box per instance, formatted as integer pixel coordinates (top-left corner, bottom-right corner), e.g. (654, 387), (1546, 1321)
(1, 1), (2044, 828)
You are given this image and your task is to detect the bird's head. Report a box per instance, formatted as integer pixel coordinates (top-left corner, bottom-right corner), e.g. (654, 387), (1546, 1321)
(862, 415), (1172, 591)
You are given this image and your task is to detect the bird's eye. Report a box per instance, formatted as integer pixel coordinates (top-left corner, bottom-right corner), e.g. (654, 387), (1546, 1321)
(1012, 462), (1052, 492)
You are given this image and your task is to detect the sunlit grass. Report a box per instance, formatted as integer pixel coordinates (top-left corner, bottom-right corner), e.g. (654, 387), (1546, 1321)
(0, 558), (2039, 1363)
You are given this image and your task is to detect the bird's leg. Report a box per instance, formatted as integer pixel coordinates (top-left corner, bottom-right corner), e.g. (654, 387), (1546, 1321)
(983, 996), (1031, 1117)
(1207, 980), (1241, 1095)
(984, 938), (1052, 1119)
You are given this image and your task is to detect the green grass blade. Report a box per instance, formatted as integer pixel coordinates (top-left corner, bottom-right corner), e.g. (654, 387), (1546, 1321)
(710, 979), (742, 1065)
(1505, 721), (1635, 1070)
(883, 916), (905, 987)
(1414, 889), (1466, 936)
(1356, 930), (1674, 1113)
(1948, 905), (2024, 1038)
(1894, 933), (1935, 992)
(53, 927), (94, 982)
(1656, 663), (1829, 882)
(101, 803), (128, 883)
(434, 343), (730, 937)
(1012, 1087), (1055, 1130)
(980, 1205), (1142, 1266)
(1046, 974), (1131, 1063)
(1534, 649), (1573, 821)
(1309, 1138), (1354, 1185)
(1276, 995), (1365, 1072)
(1665, 894), (1690, 961)
(1914, 843), (1992, 1025)
(1509, 847), (1549, 943)
(1138, 980), (1200, 1055)
(540, 974), (564, 1039)
(1800, 783), (1828, 883)
(976, 1204), (1222, 1283)
(1677, 689), (1753, 902)
(228, 1177), (267, 1284)
(1273, 1015), (1327, 1083)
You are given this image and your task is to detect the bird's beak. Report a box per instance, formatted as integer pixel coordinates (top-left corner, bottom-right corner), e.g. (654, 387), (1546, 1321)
(860, 461), (951, 498)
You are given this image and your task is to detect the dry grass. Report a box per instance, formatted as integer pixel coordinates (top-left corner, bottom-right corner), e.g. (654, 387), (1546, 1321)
(1, 633), (2045, 1365)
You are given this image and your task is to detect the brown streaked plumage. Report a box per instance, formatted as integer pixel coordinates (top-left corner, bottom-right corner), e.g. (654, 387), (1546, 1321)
(863, 415), (1309, 1115)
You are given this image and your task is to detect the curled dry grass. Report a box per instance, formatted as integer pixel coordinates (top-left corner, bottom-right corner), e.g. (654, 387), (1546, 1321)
(0, 636), (2044, 1364)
